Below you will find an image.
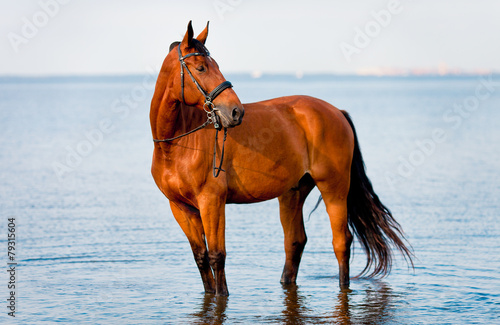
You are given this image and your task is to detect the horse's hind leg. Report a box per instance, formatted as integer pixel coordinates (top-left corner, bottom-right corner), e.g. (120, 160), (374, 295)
(316, 182), (353, 290)
(278, 175), (315, 285)
(170, 201), (216, 294)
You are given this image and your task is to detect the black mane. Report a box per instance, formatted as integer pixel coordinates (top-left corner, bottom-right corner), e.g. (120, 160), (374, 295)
(169, 39), (209, 55)
(190, 39), (209, 55)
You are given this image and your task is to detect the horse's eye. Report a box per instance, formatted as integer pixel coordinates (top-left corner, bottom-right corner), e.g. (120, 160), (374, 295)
(196, 65), (206, 72)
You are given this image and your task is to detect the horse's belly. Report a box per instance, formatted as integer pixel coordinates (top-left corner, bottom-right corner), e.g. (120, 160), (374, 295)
(226, 180), (295, 203)
(226, 157), (306, 203)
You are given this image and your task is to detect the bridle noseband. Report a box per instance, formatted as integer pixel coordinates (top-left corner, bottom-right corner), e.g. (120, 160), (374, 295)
(153, 44), (234, 178)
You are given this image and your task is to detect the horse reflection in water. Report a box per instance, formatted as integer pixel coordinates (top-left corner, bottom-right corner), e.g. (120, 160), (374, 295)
(332, 282), (396, 324)
(190, 295), (228, 325)
(281, 282), (395, 324)
(280, 284), (312, 324)
(189, 281), (396, 324)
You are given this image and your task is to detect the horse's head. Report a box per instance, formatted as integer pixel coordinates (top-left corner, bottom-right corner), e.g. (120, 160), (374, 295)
(163, 21), (244, 129)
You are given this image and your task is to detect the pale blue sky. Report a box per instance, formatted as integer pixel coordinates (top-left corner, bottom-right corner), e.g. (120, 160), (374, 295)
(1, 0), (499, 76)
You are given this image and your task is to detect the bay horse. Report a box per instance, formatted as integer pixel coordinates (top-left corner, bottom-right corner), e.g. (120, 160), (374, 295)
(150, 21), (413, 296)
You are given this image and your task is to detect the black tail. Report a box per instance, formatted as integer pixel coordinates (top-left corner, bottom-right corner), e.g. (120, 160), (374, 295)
(342, 111), (414, 277)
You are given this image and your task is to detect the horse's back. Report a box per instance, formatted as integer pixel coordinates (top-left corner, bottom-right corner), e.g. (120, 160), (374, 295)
(246, 95), (351, 136)
(244, 95), (354, 161)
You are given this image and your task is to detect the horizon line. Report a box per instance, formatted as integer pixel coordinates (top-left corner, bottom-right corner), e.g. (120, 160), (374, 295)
(1, 71), (499, 79)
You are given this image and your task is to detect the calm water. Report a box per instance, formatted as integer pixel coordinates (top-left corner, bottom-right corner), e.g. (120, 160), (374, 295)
(0, 74), (499, 324)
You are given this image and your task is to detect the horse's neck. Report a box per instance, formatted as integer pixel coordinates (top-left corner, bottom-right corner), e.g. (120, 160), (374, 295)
(154, 99), (205, 141)
(151, 96), (179, 141)
(150, 70), (205, 142)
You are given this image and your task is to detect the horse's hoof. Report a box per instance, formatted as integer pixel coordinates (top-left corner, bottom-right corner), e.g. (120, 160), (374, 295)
(216, 291), (229, 297)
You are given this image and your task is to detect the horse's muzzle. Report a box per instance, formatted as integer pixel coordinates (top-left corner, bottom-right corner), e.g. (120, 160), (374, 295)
(216, 106), (244, 128)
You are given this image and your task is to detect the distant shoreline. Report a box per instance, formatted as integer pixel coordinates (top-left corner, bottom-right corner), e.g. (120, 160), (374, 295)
(1, 73), (499, 84)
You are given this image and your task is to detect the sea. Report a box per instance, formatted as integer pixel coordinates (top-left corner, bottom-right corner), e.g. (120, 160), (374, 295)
(0, 73), (499, 324)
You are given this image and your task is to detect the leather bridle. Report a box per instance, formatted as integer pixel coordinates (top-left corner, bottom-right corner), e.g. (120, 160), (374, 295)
(153, 43), (234, 177)
(177, 44), (233, 128)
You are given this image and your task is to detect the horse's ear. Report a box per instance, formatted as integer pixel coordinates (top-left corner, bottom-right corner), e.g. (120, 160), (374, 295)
(196, 21), (209, 45)
(169, 41), (180, 52)
(181, 20), (194, 47)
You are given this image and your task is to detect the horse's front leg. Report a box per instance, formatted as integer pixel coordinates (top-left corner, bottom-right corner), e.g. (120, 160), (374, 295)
(199, 194), (229, 296)
(169, 201), (216, 294)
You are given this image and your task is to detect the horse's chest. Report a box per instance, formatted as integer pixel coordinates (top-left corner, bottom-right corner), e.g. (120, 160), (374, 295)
(152, 156), (203, 202)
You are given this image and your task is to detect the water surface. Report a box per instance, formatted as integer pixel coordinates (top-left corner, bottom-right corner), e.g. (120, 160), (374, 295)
(0, 74), (499, 324)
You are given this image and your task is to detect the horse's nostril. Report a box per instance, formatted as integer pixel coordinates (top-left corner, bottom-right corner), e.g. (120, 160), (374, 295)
(232, 108), (240, 121)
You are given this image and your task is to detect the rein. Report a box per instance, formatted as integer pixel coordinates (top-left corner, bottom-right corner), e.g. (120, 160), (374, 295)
(153, 44), (233, 178)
